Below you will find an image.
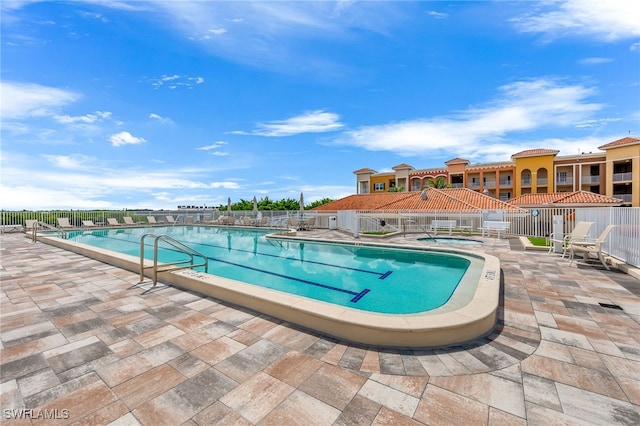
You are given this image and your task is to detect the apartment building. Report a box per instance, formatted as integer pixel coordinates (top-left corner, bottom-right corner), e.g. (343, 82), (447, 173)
(354, 136), (639, 207)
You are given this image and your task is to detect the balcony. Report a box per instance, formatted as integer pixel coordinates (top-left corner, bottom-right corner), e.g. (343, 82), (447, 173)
(484, 181), (496, 188)
(555, 175), (573, 185)
(614, 194), (633, 203)
(468, 183), (480, 189)
(613, 172), (633, 182)
(521, 178), (531, 186)
(499, 179), (512, 187)
(537, 178), (548, 186)
(582, 175), (600, 184)
(451, 183), (464, 188)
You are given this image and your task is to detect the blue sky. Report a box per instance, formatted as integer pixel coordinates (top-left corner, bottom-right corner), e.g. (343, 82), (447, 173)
(1, 1), (638, 210)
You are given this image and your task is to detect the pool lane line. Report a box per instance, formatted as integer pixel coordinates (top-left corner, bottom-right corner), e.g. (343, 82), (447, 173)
(78, 232), (373, 303)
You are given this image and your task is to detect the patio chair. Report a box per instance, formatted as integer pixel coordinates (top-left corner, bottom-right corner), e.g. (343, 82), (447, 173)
(57, 217), (74, 229)
(147, 216), (161, 225)
(123, 217), (139, 225)
(82, 220), (99, 228)
(165, 215), (176, 224)
(107, 218), (123, 226)
(548, 221), (594, 257)
(569, 224), (617, 270)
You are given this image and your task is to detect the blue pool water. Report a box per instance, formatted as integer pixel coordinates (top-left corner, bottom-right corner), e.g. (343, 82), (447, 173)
(417, 237), (483, 245)
(65, 227), (475, 314)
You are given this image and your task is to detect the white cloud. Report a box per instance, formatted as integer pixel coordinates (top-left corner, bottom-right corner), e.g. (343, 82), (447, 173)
(579, 57), (613, 65)
(511, 0), (640, 42)
(197, 141), (228, 150)
(335, 79), (602, 158)
(149, 113), (174, 124)
(0, 81), (81, 119)
(426, 11), (448, 19)
(233, 110), (344, 137)
(109, 131), (146, 147)
(148, 74), (205, 89)
(55, 111), (112, 124)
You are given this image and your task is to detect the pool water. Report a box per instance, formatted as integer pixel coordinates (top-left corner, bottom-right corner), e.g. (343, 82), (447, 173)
(418, 237), (483, 245)
(66, 227), (475, 314)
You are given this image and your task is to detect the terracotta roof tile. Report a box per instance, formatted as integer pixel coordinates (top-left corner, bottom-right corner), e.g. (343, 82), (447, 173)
(353, 168), (377, 174)
(392, 163), (414, 170)
(511, 149), (559, 159)
(313, 189), (526, 212)
(507, 190), (623, 206)
(597, 136), (640, 150)
(444, 158), (470, 165)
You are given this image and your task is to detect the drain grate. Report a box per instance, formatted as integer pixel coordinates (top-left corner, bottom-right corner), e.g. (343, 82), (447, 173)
(599, 302), (623, 310)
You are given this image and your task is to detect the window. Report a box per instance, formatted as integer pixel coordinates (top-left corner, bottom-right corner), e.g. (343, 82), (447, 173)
(374, 183), (385, 191)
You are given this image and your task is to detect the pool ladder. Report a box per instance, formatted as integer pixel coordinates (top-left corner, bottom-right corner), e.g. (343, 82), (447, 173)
(29, 221), (67, 242)
(138, 233), (208, 291)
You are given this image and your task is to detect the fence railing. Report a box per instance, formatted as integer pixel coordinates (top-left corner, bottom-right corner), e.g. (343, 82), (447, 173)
(2, 207), (638, 267)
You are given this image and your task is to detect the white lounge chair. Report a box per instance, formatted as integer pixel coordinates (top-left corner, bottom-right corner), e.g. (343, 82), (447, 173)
(165, 216), (176, 224)
(147, 216), (161, 225)
(548, 221), (594, 257)
(569, 224), (617, 270)
(57, 218), (74, 229)
(107, 218), (123, 226)
(82, 220), (99, 228)
(123, 217), (138, 225)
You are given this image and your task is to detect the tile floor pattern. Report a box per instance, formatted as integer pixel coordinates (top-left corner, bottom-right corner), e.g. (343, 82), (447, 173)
(1, 230), (639, 425)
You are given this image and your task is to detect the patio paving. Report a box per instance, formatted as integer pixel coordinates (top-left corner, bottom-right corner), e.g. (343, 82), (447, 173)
(1, 230), (639, 425)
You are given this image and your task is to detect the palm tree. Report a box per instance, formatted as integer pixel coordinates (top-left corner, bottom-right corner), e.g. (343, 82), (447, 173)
(423, 176), (449, 189)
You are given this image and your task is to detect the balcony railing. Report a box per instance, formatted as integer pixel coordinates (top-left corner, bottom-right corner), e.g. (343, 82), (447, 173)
(582, 175), (600, 184)
(614, 194), (633, 202)
(555, 175), (573, 184)
(537, 178), (548, 186)
(451, 183), (464, 188)
(484, 181), (496, 188)
(468, 183), (480, 189)
(521, 179), (531, 186)
(499, 179), (512, 187)
(613, 172), (633, 182)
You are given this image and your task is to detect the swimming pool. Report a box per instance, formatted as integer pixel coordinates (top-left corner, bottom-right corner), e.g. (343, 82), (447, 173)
(37, 226), (500, 347)
(65, 227), (471, 314)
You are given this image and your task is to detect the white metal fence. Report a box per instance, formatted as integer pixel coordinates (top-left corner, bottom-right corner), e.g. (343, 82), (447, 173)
(2, 207), (638, 267)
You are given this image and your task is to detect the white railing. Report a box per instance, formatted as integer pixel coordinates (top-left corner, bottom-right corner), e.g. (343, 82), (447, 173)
(582, 175), (600, 184)
(2, 207), (638, 267)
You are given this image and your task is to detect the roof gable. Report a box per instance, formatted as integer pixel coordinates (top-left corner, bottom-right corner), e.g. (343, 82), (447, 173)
(598, 136), (640, 150)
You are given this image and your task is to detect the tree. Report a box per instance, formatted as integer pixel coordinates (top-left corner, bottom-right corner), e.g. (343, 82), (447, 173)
(423, 176), (449, 189)
(388, 186), (404, 192)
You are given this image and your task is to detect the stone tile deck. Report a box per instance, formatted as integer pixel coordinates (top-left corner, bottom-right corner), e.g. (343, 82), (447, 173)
(1, 230), (639, 425)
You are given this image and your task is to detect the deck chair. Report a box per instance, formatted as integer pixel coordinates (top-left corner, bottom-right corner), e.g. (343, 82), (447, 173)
(82, 220), (98, 228)
(548, 221), (594, 257)
(147, 216), (161, 225)
(107, 218), (123, 226)
(569, 224), (617, 270)
(25, 219), (40, 230)
(165, 216), (176, 224)
(123, 217), (138, 225)
(57, 218), (74, 229)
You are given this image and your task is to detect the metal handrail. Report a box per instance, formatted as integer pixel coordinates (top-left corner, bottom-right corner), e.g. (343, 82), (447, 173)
(30, 221), (67, 242)
(138, 233), (208, 288)
(399, 216), (435, 240)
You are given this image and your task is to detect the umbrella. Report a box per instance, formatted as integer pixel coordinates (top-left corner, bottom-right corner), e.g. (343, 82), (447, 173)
(299, 192), (304, 219)
(252, 196), (258, 217)
(227, 197), (232, 215)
